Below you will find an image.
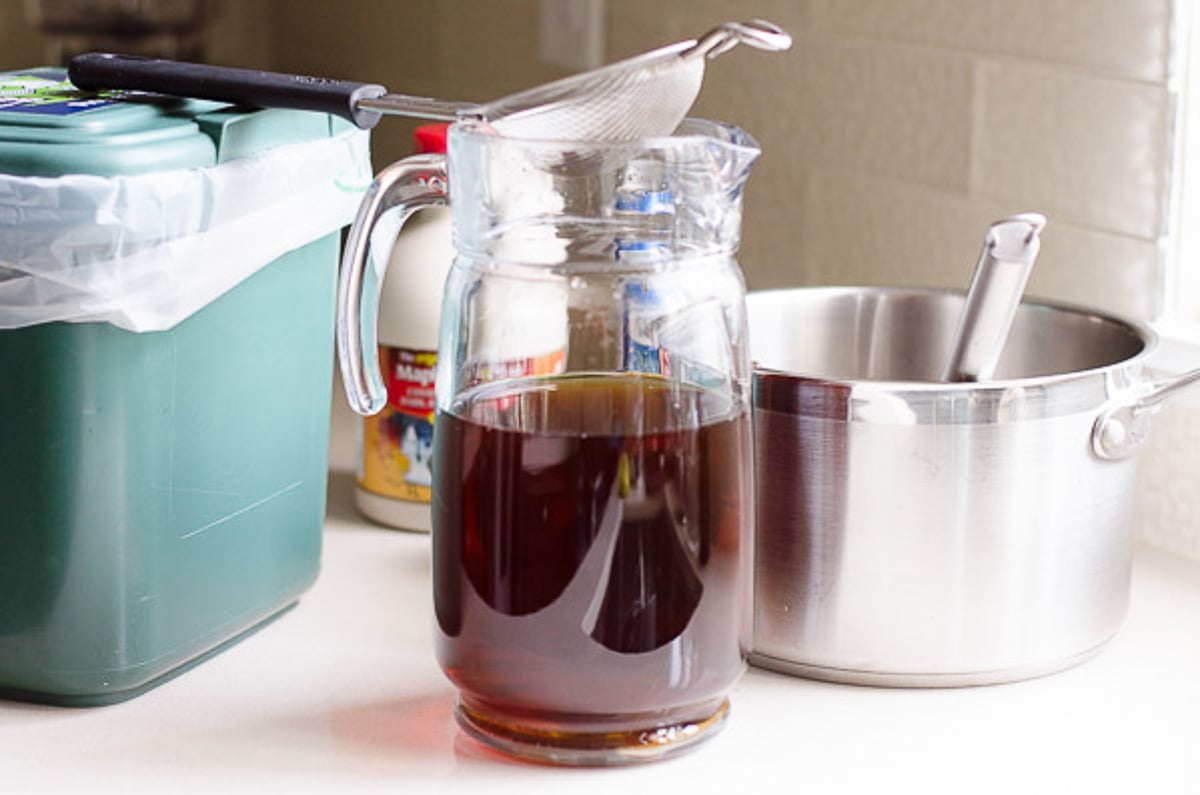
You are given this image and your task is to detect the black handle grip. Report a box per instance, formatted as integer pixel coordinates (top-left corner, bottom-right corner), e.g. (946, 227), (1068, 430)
(68, 53), (387, 129)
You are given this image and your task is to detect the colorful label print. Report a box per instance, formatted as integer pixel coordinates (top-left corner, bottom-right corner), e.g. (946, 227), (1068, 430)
(0, 73), (126, 115)
(623, 280), (670, 376)
(467, 349), (567, 387)
(360, 347), (438, 504)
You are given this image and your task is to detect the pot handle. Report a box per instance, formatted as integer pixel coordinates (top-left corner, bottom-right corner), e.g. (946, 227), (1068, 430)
(336, 153), (449, 416)
(1091, 367), (1200, 460)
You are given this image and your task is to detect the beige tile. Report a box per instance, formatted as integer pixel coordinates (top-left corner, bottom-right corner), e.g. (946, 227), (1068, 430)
(745, 168), (1162, 320)
(794, 170), (1001, 290)
(436, 0), (555, 96)
(256, 0), (1172, 331)
(1029, 224), (1163, 321)
(754, 34), (975, 189)
(738, 162), (811, 290)
(1137, 391), (1200, 563)
(808, 0), (1175, 83)
(974, 61), (1173, 240)
(603, 6), (972, 193)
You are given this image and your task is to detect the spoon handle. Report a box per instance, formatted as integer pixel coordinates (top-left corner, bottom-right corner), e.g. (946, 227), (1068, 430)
(942, 213), (1046, 383)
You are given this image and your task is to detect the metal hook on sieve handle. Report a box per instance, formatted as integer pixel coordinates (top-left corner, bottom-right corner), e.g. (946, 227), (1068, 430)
(689, 19), (794, 60)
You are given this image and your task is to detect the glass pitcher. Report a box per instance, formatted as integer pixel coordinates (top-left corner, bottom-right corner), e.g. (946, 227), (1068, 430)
(338, 118), (760, 765)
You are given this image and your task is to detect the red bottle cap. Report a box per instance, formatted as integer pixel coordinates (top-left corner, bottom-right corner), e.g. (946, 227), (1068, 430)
(414, 123), (449, 154)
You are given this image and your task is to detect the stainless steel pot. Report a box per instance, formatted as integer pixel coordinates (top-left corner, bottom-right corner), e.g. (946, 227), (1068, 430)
(746, 286), (1200, 686)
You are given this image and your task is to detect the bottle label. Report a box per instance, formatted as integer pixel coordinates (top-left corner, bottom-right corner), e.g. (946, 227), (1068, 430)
(0, 72), (126, 115)
(359, 346), (438, 504)
(623, 280), (671, 375)
(467, 348), (567, 386)
(614, 170), (675, 377)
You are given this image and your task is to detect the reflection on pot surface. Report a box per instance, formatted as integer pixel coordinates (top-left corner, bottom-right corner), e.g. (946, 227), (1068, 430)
(747, 286), (1194, 687)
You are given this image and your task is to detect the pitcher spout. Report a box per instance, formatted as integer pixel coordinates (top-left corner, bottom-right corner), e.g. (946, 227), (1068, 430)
(678, 118), (762, 195)
(666, 119), (761, 258)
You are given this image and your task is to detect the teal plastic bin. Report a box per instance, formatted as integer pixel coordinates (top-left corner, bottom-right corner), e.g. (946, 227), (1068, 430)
(0, 69), (368, 705)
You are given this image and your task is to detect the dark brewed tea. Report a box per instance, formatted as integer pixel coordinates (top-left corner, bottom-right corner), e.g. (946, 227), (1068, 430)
(433, 373), (751, 733)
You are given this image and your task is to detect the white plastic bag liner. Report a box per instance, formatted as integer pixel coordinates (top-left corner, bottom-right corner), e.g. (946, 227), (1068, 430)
(0, 128), (372, 332)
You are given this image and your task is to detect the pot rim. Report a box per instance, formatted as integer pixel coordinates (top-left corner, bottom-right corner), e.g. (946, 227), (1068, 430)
(747, 285), (1156, 393)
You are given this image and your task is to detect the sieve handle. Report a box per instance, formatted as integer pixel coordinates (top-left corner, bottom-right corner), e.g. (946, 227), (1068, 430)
(69, 52), (389, 129)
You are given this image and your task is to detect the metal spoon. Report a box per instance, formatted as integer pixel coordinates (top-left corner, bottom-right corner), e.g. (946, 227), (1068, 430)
(68, 19), (791, 139)
(941, 213), (1047, 382)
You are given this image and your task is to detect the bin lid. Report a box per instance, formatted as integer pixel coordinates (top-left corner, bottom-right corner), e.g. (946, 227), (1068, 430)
(0, 67), (346, 177)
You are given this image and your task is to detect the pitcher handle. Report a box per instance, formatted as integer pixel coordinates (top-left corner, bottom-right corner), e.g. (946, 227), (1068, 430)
(337, 153), (449, 415)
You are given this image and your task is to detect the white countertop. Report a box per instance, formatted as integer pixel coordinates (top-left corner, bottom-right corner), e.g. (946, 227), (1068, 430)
(4, 406), (1200, 793)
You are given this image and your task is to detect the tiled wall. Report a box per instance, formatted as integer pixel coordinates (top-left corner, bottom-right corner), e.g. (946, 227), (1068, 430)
(9, 1), (1175, 319)
(4, 1), (1197, 560)
(1, 0), (1182, 314)
(1137, 386), (1200, 561)
(232, 0), (1200, 565)
(661, 0), (1179, 323)
(217, 0), (1177, 321)
(612, 0), (1199, 563)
